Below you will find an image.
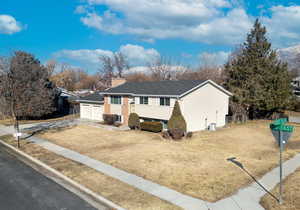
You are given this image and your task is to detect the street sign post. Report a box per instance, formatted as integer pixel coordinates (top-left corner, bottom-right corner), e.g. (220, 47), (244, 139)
(270, 118), (294, 204)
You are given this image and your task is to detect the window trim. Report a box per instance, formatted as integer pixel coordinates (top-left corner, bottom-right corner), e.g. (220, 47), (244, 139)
(110, 96), (122, 104)
(139, 96), (149, 105)
(160, 97), (170, 106)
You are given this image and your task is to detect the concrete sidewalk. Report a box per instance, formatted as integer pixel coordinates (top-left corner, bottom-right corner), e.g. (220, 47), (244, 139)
(2, 124), (300, 209)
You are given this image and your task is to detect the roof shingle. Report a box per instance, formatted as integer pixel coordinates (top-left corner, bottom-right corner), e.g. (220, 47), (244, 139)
(102, 80), (205, 96)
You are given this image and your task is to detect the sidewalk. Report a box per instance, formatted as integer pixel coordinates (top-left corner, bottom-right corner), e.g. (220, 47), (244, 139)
(2, 124), (300, 209)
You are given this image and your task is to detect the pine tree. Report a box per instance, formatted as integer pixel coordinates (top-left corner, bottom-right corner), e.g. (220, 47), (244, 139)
(224, 19), (294, 119)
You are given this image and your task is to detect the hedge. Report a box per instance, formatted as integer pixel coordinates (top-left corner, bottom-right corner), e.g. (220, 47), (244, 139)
(103, 114), (118, 125)
(140, 121), (163, 133)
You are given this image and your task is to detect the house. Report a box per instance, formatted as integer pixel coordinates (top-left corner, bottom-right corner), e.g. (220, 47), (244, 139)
(57, 87), (80, 115)
(100, 79), (232, 132)
(77, 79), (126, 121)
(78, 92), (104, 121)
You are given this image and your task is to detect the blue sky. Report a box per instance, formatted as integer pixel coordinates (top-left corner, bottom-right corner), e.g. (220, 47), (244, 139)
(1, 0), (300, 73)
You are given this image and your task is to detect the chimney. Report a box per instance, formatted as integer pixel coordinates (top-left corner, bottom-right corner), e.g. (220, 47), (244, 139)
(111, 77), (126, 88)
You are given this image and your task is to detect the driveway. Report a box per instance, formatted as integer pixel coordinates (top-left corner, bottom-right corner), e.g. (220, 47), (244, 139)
(0, 145), (103, 210)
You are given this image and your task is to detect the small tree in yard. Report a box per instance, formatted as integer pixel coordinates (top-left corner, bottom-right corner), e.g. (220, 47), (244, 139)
(168, 101), (187, 140)
(0, 51), (57, 148)
(128, 113), (140, 130)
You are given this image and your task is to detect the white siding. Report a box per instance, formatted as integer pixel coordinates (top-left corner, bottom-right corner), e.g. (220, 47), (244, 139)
(134, 97), (176, 120)
(80, 103), (103, 121)
(180, 83), (229, 132)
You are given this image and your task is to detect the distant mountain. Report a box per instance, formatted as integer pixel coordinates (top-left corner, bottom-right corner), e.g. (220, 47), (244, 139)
(277, 45), (300, 69)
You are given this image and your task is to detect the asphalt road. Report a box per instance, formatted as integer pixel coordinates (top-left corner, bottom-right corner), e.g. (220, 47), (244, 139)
(0, 145), (98, 210)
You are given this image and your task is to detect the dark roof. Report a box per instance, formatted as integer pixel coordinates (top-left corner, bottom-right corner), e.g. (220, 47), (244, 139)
(102, 80), (206, 96)
(78, 92), (104, 103)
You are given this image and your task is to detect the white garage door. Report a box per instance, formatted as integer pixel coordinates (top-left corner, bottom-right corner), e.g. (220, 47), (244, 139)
(80, 103), (103, 121)
(91, 105), (103, 121)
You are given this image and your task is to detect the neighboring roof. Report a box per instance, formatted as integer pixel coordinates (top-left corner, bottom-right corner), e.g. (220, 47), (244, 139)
(77, 92), (104, 104)
(101, 80), (232, 97)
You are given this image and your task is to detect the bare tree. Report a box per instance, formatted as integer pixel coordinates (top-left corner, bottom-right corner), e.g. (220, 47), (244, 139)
(99, 55), (115, 87)
(45, 60), (57, 77)
(0, 51), (57, 147)
(147, 56), (187, 81)
(98, 52), (130, 87)
(114, 52), (129, 78)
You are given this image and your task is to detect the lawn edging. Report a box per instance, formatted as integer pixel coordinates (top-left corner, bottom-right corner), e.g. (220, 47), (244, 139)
(0, 139), (125, 210)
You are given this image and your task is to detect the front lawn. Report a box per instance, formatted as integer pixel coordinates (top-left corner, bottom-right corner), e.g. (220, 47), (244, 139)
(38, 121), (300, 202)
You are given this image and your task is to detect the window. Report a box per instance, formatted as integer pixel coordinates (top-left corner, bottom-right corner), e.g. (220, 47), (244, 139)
(160, 97), (170, 106)
(140, 96), (148, 105)
(111, 96), (121, 104)
(116, 115), (122, 122)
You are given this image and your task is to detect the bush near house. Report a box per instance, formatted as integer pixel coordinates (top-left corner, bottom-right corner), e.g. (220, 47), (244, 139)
(128, 113), (140, 130)
(103, 114), (118, 125)
(168, 101), (187, 140)
(140, 121), (163, 133)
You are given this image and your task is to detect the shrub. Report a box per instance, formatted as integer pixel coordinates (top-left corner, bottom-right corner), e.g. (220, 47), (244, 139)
(103, 114), (118, 125)
(168, 101), (187, 132)
(167, 101), (187, 140)
(169, 129), (185, 140)
(294, 101), (300, 112)
(186, 132), (193, 138)
(128, 113), (140, 130)
(140, 121), (163, 133)
(162, 131), (171, 139)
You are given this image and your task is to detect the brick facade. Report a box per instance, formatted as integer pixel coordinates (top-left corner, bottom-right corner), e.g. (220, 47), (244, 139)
(121, 96), (129, 125)
(104, 96), (110, 114)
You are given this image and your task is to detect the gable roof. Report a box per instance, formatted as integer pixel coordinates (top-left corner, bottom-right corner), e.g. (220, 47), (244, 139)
(77, 92), (104, 104)
(101, 80), (232, 97)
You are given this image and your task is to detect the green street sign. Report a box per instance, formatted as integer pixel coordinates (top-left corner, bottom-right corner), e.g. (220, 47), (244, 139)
(270, 118), (294, 147)
(269, 118), (295, 204)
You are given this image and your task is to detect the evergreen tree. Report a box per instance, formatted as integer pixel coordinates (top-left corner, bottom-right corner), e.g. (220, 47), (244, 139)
(168, 101), (187, 132)
(224, 19), (294, 119)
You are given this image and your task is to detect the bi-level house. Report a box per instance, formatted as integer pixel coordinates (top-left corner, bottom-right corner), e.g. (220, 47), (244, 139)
(79, 78), (231, 132)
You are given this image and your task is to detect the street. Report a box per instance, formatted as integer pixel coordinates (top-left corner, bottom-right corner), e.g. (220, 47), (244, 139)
(0, 145), (98, 210)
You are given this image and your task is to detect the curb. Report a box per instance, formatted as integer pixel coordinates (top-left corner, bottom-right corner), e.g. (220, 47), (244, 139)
(0, 139), (125, 210)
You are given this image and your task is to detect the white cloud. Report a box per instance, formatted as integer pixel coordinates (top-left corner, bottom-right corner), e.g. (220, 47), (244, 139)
(54, 44), (160, 66)
(119, 44), (160, 65)
(54, 49), (113, 64)
(262, 5), (300, 47)
(0, 15), (22, 34)
(78, 0), (254, 45)
(77, 1), (300, 47)
(198, 51), (229, 66)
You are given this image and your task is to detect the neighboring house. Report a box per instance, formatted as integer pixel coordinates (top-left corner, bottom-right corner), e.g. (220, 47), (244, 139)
(78, 92), (104, 121)
(292, 77), (300, 97)
(101, 79), (232, 132)
(57, 87), (79, 115)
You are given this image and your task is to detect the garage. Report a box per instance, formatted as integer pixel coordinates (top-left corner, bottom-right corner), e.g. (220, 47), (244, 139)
(78, 93), (104, 121)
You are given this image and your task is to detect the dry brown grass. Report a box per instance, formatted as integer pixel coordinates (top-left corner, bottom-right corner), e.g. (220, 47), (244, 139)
(37, 120), (300, 202)
(285, 110), (300, 117)
(0, 135), (180, 210)
(260, 167), (300, 210)
(0, 114), (79, 126)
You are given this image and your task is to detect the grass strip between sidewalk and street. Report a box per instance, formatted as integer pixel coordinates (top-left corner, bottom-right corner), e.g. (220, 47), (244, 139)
(260, 167), (300, 210)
